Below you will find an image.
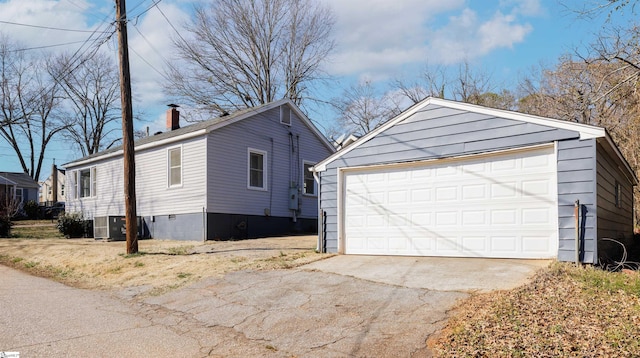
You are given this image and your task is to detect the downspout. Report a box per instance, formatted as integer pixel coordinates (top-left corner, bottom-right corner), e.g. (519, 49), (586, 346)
(575, 199), (580, 266)
(313, 170), (323, 253)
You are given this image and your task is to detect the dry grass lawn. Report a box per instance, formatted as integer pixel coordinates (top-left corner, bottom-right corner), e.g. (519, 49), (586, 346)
(432, 262), (640, 357)
(1, 221), (330, 296)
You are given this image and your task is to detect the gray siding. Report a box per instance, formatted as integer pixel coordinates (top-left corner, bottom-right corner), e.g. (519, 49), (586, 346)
(328, 106), (578, 168)
(556, 139), (597, 264)
(207, 105), (333, 220)
(595, 139), (634, 258)
(319, 167), (338, 252)
(320, 104), (586, 258)
(144, 213), (205, 241)
(66, 136), (208, 219)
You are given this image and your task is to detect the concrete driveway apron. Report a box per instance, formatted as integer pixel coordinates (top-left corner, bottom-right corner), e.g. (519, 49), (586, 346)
(1, 256), (548, 357)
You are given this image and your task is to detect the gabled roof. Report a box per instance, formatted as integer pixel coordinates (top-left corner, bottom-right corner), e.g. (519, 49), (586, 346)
(314, 97), (635, 182)
(64, 99), (334, 168)
(0, 172), (39, 188)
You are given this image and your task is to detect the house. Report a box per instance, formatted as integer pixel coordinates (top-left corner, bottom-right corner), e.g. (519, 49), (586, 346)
(63, 99), (335, 241)
(312, 97), (637, 264)
(0, 172), (39, 206)
(39, 164), (66, 205)
(0, 171), (39, 218)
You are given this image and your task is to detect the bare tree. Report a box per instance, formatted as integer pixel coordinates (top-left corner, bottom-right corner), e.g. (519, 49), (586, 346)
(166, 0), (335, 115)
(0, 37), (65, 180)
(331, 80), (399, 137)
(392, 61), (511, 109)
(517, 55), (640, 222)
(52, 52), (121, 156)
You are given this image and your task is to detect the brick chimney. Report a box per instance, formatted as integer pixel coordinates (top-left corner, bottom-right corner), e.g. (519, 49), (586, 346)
(166, 104), (180, 131)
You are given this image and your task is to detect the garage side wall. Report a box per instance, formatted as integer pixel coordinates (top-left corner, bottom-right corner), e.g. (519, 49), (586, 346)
(319, 105), (583, 255)
(319, 167), (338, 252)
(556, 139), (598, 263)
(595, 140), (634, 262)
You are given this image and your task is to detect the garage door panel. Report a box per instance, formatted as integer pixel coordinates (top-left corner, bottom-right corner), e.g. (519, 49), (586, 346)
(343, 147), (558, 258)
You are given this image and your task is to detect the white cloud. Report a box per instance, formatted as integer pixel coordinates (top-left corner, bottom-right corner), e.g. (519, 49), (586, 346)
(324, 0), (538, 79)
(500, 0), (545, 16)
(428, 9), (532, 64)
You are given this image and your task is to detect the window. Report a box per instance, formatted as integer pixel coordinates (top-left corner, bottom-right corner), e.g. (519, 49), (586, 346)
(61, 184), (65, 197)
(280, 105), (291, 125)
(168, 147), (182, 187)
(79, 168), (93, 197)
(615, 181), (622, 208)
(75, 167), (96, 198)
(15, 188), (23, 203)
(303, 161), (316, 196)
(248, 148), (267, 190)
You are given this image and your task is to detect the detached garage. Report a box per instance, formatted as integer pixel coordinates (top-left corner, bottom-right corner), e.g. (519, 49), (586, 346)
(313, 98), (637, 263)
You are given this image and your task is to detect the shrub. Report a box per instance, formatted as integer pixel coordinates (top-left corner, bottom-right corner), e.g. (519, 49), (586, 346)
(0, 216), (11, 238)
(23, 200), (41, 219)
(57, 212), (88, 238)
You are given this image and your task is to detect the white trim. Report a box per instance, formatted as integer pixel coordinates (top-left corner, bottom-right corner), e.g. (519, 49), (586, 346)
(339, 143), (554, 173)
(77, 166), (97, 199)
(0, 175), (18, 186)
(338, 144), (559, 258)
(167, 145), (183, 188)
(314, 97), (608, 172)
(65, 129), (207, 168)
(247, 147), (268, 191)
(334, 143), (555, 255)
(302, 160), (317, 196)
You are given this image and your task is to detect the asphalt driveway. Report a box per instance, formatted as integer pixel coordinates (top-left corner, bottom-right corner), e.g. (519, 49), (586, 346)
(1, 255), (549, 357)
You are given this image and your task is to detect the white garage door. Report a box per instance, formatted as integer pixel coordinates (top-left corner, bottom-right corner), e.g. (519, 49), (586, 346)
(343, 146), (558, 258)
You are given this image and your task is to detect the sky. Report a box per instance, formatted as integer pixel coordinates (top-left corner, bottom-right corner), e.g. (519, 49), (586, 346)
(0, 0), (632, 179)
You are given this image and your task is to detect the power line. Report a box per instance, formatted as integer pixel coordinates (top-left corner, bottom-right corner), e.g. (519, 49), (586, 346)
(154, 2), (189, 45)
(131, 0), (163, 22)
(13, 40), (90, 52)
(0, 20), (111, 33)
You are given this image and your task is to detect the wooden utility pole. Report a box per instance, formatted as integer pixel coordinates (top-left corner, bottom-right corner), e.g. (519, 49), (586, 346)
(115, 0), (138, 254)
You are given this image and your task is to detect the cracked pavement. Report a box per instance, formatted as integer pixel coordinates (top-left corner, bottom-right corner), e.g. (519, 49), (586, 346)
(0, 256), (547, 357)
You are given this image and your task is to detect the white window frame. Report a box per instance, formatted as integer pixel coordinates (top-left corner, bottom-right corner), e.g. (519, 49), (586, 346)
(280, 105), (291, 126)
(247, 148), (268, 191)
(167, 145), (183, 188)
(302, 160), (317, 196)
(78, 167), (97, 198)
(68, 171), (77, 200)
(15, 188), (23, 203)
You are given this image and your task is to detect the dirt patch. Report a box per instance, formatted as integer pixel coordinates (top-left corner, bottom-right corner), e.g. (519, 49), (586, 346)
(0, 232), (332, 296)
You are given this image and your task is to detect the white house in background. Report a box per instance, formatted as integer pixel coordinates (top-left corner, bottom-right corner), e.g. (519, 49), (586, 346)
(63, 99), (335, 241)
(313, 97), (637, 264)
(39, 165), (66, 205)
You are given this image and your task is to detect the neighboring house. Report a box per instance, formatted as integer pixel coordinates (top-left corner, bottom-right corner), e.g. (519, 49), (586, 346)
(63, 99), (335, 241)
(0, 172), (39, 206)
(332, 133), (359, 150)
(39, 165), (66, 205)
(313, 97), (637, 264)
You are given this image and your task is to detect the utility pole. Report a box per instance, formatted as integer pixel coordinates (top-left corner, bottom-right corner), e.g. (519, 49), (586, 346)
(115, 0), (138, 254)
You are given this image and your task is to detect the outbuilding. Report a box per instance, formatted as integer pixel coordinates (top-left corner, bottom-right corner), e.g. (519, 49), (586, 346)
(313, 97), (637, 263)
